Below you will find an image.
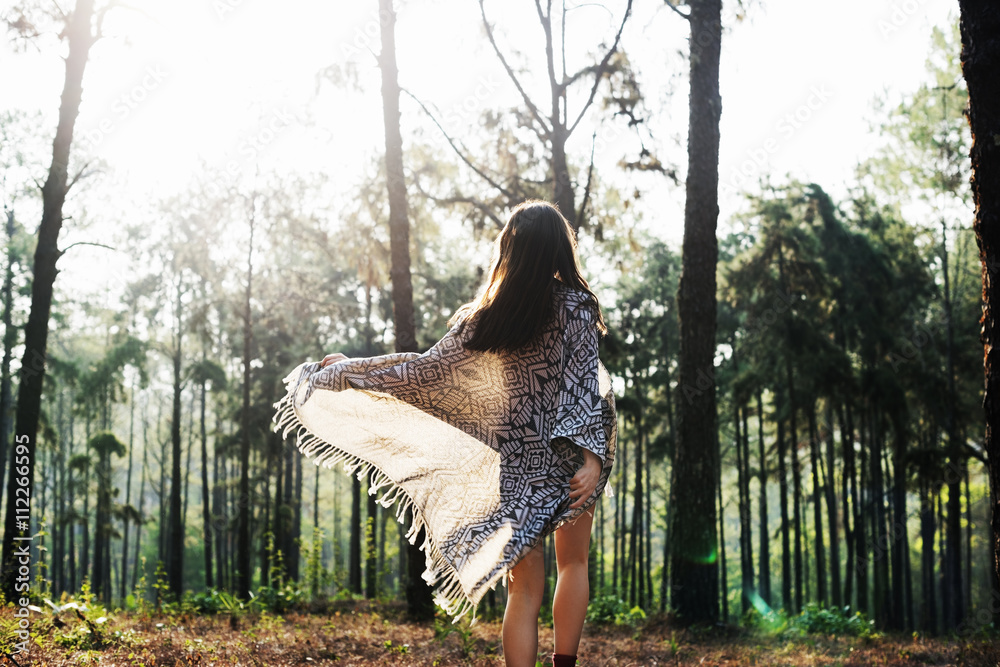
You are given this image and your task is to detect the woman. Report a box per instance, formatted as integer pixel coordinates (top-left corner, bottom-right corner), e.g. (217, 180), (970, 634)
(273, 200), (616, 667)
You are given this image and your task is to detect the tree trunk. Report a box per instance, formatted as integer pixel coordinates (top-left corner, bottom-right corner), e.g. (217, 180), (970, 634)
(717, 434), (728, 623)
(890, 416), (908, 630)
(919, 479), (937, 634)
(200, 376), (213, 589)
(776, 241), (803, 614)
(871, 409), (891, 628)
(628, 417), (643, 608)
(825, 401), (841, 609)
(290, 448), (303, 581)
(757, 389), (771, 607)
(776, 391), (792, 611)
(122, 378), (135, 598)
(268, 434), (284, 589)
(670, 0), (722, 625)
(960, 0), (1000, 626)
(133, 403), (149, 592)
(167, 279), (184, 599)
(236, 199), (256, 598)
(366, 490), (377, 598)
(0, 209), (16, 528)
(939, 215), (964, 631)
(378, 0), (433, 621)
(808, 403), (826, 606)
(349, 476), (362, 594)
(0, 0), (96, 599)
(183, 393), (194, 534)
(735, 402), (752, 614)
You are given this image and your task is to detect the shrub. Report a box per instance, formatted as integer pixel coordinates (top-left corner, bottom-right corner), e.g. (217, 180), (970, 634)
(586, 595), (647, 627)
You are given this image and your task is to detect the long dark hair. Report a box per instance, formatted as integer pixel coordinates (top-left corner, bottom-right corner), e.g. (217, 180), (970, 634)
(451, 199), (607, 353)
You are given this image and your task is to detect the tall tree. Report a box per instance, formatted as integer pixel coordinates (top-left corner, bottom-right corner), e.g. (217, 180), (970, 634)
(1, 0), (98, 598)
(166, 276), (186, 598)
(669, 0), (722, 624)
(960, 0), (1000, 608)
(89, 432), (126, 601)
(236, 194), (257, 598)
(0, 208), (20, 525)
(377, 0), (433, 619)
(477, 0), (632, 227)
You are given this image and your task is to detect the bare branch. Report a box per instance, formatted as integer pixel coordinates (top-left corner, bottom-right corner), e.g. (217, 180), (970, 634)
(663, 0), (691, 21)
(411, 179), (505, 230)
(479, 0), (551, 139)
(401, 87), (516, 200)
(560, 64), (595, 94)
(60, 240), (115, 254)
(577, 131), (597, 226)
(535, 0), (560, 129)
(66, 160), (96, 191)
(567, 0), (633, 137)
(560, 0), (567, 84)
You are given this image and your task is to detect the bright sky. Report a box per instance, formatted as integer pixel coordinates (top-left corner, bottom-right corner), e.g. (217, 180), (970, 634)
(1, 0), (958, 289)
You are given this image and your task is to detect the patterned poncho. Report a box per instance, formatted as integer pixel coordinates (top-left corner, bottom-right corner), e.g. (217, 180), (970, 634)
(271, 283), (617, 619)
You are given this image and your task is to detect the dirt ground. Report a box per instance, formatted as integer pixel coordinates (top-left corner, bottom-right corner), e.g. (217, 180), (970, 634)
(2, 600), (999, 666)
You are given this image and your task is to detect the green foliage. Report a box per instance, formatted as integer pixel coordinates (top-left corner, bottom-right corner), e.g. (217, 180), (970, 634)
(383, 639), (410, 655)
(32, 583), (137, 653)
(187, 589), (253, 615)
(302, 526), (331, 599)
(0, 604), (27, 656)
(151, 561), (169, 609)
(257, 531), (306, 613)
(585, 594), (647, 627)
(745, 604), (874, 638)
(793, 604), (874, 638)
(124, 557), (150, 613)
(254, 582), (304, 614)
(433, 614), (477, 657)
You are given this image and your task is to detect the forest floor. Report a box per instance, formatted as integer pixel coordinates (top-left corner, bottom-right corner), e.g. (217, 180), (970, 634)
(1, 599), (998, 667)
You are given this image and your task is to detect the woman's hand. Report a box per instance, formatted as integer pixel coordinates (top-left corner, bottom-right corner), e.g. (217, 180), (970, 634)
(320, 352), (348, 368)
(568, 448), (602, 509)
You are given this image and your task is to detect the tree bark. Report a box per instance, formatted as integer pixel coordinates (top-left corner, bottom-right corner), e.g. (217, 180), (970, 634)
(960, 0), (1000, 626)
(670, 0), (722, 625)
(0, 0), (96, 599)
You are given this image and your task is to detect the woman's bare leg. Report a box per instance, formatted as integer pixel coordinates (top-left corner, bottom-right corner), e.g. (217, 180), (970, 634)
(552, 507), (595, 655)
(503, 544), (545, 667)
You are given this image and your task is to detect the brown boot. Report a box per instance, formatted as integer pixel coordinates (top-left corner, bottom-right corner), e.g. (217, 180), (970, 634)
(552, 654), (577, 667)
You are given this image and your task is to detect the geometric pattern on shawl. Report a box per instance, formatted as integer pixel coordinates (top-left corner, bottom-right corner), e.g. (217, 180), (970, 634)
(272, 283), (617, 621)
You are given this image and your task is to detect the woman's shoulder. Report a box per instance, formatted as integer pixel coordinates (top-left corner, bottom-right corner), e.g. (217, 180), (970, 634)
(552, 280), (588, 302)
(552, 282), (597, 319)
